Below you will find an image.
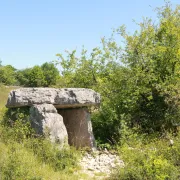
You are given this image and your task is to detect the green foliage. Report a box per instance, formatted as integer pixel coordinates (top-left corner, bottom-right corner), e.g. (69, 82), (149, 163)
(1, 146), (33, 180)
(41, 62), (60, 87)
(110, 135), (180, 180)
(2, 107), (30, 126)
(112, 150), (178, 180)
(16, 62), (60, 87)
(0, 65), (17, 85)
(114, 3), (180, 133)
(56, 2), (180, 144)
(56, 40), (121, 89)
(1, 107), (33, 143)
(25, 138), (80, 172)
(0, 141), (80, 180)
(16, 68), (32, 86)
(28, 65), (46, 87)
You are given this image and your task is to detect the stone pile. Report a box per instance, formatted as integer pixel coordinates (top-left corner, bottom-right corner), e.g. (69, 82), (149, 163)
(80, 150), (124, 177)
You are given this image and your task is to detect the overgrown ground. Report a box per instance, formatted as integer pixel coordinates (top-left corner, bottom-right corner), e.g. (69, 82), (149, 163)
(0, 86), (180, 180)
(111, 133), (180, 179)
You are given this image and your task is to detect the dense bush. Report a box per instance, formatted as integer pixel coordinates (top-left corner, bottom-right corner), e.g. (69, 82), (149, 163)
(0, 65), (17, 85)
(110, 134), (180, 180)
(16, 62), (60, 87)
(0, 107), (32, 143)
(41, 62), (60, 87)
(56, 2), (180, 145)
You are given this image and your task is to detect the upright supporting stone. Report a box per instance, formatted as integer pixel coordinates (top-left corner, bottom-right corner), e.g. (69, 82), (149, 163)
(58, 108), (96, 148)
(30, 104), (68, 148)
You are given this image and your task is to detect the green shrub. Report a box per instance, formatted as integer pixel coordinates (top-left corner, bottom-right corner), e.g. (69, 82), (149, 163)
(0, 141), (81, 180)
(0, 145), (42, 180)
(25, 138), (80, 172)
(1, 107), (33, 143)
(110, 135), (180, 180)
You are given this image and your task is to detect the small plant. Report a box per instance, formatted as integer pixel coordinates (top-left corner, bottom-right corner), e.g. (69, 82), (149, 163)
(1, 107), (33, 143)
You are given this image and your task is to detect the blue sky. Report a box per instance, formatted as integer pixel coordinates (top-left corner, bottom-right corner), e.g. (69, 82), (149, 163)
(0, 0), (179, 69)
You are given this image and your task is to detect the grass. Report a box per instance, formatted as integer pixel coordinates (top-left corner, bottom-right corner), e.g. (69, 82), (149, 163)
(0, 85), (14, 122)
(0, 85), (14, 109)
(0, 141), (81, 180)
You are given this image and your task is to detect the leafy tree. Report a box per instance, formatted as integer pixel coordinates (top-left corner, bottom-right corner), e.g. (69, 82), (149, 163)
(116, 3), (180, 132)
(16, 68), (32, 86)
(28, 66), (46, 87)
(41, 62), (60, 87)
(16, 62), (60, 87)
(56, 39), (121, 89)
(0, 65), (16, 85)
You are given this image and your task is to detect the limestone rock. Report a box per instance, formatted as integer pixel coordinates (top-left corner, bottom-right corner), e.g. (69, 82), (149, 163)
(6, 88), (100, 108)
(58, 108), (96, 148)
(30, 104), (68, 147)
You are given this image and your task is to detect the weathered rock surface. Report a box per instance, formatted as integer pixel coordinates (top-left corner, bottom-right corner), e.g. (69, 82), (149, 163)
(30, 104), (68, 147)
(58, 108), (96, 148)
(6, 88), (100, 108)
(6, 88), (100, 149)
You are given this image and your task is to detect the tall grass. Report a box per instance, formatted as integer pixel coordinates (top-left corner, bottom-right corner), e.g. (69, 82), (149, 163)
(0, 85), (14, 109)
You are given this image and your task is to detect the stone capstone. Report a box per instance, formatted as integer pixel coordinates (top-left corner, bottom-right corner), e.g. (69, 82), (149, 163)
(30, 104), (68, 147)
(6, 88), (100, 149)
(6, 88), (100, 108)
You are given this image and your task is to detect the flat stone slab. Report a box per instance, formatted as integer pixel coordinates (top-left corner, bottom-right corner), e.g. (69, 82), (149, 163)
(58, 108), (96, 148)
(6, 88), (100, 108)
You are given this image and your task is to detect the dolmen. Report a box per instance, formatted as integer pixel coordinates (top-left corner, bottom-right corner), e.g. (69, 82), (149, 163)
(6, 88), (100, 148)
